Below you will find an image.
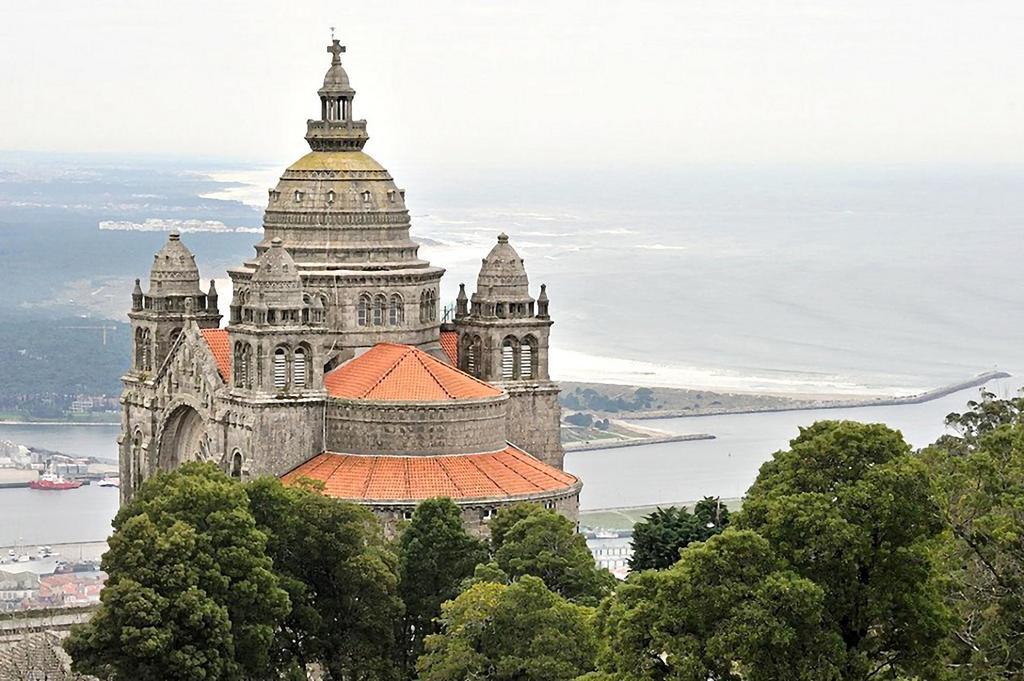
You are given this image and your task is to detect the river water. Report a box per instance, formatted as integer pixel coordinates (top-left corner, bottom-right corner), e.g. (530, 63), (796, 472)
(0, 378), (1011, 544)
(564, 377), (1017, 510)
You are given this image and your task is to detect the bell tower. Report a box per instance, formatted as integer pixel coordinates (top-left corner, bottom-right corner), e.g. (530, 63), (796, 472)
(455, 234), (563, 469)
(128, 232), (220, 377)
(227, 238), (327, 396)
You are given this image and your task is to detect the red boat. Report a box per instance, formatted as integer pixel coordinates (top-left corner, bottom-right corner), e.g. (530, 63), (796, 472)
(29, 473), (84, 490)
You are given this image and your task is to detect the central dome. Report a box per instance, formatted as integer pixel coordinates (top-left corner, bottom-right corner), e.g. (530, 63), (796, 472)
(228, 37), (445, 353)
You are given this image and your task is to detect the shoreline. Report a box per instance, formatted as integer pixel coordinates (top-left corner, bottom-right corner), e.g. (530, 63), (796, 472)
(583, 370), (1011, 421)
(0, 421), (120, 427)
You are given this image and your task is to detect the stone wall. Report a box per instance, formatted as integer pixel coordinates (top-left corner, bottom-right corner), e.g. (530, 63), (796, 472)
(500, 383), (565, 470)
(248, 399), (326, 477)
(326, 395), (509, 456)
(366, 484), (582, 539)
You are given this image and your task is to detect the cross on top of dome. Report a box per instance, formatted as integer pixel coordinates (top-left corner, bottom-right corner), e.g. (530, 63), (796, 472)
(328, 37), (346, 65)
(307, 34), (368, 150)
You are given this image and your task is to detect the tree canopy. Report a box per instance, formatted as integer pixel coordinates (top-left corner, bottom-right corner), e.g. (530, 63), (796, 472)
(397, 497), (488, 676)
(924, 392), (1024, 679)
(595, 529), (842, 681)
(492, 503), (616, 606)
(417, 576), (598, 681)
(65, 463), (290, 681)
(629, 498), (730, 571)
(247, 477), (403, 681)
(739, 420), (949, 680)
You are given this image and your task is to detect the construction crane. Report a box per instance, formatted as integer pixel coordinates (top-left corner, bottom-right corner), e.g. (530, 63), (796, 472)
(59, 325), (120, 346)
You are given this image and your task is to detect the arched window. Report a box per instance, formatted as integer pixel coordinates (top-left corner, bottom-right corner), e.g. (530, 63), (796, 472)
(273, 346), (288, 390)
(501, 337), (517, 380)
(233, 342), (244, 387)
(520, 336), (537, 379)
(459, 334), (473, 373)
(142, 329), (152, 371)
(230, 450), (243, 479)
(245, 344), (255, 389)
(134, 328), (146, 371)
(389, 294), (404, 325)
(428, 289), (437, 321)
(357, 293), (371, 327)
(373, 294), (386, 326)
(419, 290), (428, 322)
(467, 335), (482, 377)
(293, 346), (308, 388)
(131, 430), (143, 491)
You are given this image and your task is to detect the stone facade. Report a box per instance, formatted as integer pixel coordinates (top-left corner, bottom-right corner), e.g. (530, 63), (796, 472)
(119, 37), (576, 534)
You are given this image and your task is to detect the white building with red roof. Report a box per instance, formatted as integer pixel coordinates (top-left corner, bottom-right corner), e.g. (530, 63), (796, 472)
(119, 38), (575, 534)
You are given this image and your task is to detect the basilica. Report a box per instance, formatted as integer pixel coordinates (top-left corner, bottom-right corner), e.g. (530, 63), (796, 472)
(119, 38), (578, 533)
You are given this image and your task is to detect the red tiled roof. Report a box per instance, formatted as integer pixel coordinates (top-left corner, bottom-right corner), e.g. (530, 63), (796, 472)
(439, 330), (459, 366)
(282, 445), (578, 502)
(325, 343), (501, 401)
(200, 328), (231, 382)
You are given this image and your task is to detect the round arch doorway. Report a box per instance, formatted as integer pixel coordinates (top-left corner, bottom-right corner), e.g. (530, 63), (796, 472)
(158, 405), (210, 471)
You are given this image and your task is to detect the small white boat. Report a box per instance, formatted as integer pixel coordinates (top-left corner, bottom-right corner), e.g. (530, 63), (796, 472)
(98, 477), (120, 488)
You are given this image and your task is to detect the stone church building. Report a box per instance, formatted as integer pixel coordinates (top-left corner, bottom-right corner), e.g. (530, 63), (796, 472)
(119, 38), (579, 533)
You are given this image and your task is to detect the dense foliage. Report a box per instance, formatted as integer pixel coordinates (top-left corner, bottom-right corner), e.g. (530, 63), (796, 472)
(418, 576), (598, 681)
(739, 421), (949, 680)
(561, 386), (657, 413)
(0, 313), (130, 417)
(65, 391), (1024, 681)
(65, 463), (290, 681)
(396, 498), (488, 676)
(491, 503), (616, 606)
(925, 392), (1024, 679)
(596, 529), (842, 680)
(248, 478), (403, 681)
(629, 498), (730, 571)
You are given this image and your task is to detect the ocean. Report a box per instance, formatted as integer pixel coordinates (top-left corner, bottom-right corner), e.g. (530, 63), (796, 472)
(207, 163), (1024, 397)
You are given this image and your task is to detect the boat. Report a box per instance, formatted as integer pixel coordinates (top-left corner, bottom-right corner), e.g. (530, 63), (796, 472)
(29, 473), (84, 491)
(98, 477), (120, 488)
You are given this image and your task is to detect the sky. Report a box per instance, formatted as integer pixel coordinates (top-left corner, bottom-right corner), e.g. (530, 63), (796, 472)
(1, 0), (1022, 174)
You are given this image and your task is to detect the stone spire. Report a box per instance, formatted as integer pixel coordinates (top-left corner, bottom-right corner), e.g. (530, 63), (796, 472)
(132, 278), (144, 311)
(207, 279), (218, 309)
(473, 233), (533, 311)
(537, 284), (550, 318)
(250, 238), (304, 310)
(149, 232), (202, 297)
(306, 35), (368, 151)
(456, 283), (469, 319)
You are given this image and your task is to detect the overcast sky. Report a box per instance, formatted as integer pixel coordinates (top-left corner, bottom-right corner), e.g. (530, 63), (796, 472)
(1, 0), (1022, 172)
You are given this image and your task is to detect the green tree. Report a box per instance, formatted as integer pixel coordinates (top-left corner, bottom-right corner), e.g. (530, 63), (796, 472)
(942, 388), (1024, 449)
(629, 498), (730, 571)
(417, 576), (599, 681)
(739, 420), (949, 680)
(247, 478), (403, 681)
(595, 529), (843, 681)
(64, 463), (290, 681)
(924, 398), (1024, 679)
(397, 497), (488, 676)
(493, 504), (616, 606)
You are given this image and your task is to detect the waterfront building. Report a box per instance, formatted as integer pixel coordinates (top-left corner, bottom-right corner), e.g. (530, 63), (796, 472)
(119, 38), (579, 534)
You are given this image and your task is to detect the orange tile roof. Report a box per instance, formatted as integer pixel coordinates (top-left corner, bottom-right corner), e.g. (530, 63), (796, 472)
(325, 343), (501, 401)
(439, 330), (459, 366)
(200, 328), (231, 382)
(282, 445), (578, 502)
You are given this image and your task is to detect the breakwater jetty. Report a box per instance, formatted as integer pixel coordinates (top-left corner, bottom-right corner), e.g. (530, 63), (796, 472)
(629, 370), (1012, 420)
(565, 432), (714, 453)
